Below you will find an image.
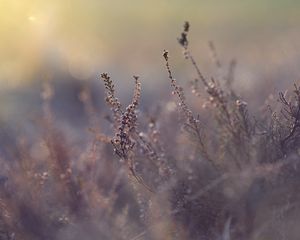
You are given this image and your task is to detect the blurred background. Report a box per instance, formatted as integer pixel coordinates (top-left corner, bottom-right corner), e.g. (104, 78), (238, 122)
(1, 0), (300, 126)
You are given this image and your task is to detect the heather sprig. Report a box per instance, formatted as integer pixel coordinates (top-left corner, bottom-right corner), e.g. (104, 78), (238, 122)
(101, 73), (122, 130)
(101, 74), (154, 192)
(163, 50), (214, 167)
(111, 76), (141, 160)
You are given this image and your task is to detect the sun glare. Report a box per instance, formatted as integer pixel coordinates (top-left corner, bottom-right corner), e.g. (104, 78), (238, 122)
(28, 15), (37, 22)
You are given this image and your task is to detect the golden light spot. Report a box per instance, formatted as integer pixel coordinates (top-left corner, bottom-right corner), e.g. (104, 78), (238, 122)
(28, 15), (37, 22)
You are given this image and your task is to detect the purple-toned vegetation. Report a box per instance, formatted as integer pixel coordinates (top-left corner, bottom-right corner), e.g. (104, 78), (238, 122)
(1, 22), (300, 240)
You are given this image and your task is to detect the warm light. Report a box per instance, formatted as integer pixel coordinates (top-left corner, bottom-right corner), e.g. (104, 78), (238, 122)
(28, 15), (37, 22)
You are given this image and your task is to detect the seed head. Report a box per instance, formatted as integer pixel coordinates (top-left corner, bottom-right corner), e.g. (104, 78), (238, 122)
(163, 50), (169, 61)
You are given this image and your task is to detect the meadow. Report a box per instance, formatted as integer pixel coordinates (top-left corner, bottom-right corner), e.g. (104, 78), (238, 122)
(1, 19), (300, 239)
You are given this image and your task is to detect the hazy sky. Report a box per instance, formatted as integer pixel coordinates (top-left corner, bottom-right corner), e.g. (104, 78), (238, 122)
(1, 0), (300, 88)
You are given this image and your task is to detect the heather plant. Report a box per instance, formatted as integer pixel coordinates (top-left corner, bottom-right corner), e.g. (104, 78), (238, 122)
(1, 22), (300, 240)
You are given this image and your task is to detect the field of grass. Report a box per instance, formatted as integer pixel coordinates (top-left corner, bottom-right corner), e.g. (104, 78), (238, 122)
(1, 19), (300, 239)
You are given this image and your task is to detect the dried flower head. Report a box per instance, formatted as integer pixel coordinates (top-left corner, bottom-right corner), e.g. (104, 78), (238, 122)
(178, 21), (189, 47)
(183, 21), (190, 32)
(101, 73), (122, 129)
(101, 75), (140, 165)
(163, 50), (169, 61)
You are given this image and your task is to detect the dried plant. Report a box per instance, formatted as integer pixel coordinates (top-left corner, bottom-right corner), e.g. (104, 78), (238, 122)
(101, 74), (154, 193)
(163, 50), (213, 168)
(1, 21), (300, 240)
(278, 84), (300, 155)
